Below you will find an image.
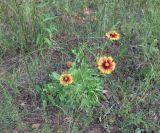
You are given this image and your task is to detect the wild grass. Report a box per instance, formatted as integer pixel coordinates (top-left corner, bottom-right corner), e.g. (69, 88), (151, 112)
(0, 0), (160, 132)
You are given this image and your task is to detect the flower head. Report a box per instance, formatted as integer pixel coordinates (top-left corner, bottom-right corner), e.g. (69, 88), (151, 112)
(66, 61), (73, 68)
(59, 74), (73, 86)
(106, 31), (120, 41)
(97, 56), (116, 74)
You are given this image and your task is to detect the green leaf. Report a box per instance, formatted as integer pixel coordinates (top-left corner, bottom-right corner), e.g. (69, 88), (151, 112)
(60, 94), (65, 101)
(42, 100), (47, 108)
(48, 95), (54, 103)
(43, 89), (48, 93)
(46, 83), (54, 92)
(44, 28), (52, 36)
(36, 34), (42, 47)
(135, 128), (142, 133)
(50, 72), (60, 80)
(43, 16), (58, 22)
(44, 37), (52, 47)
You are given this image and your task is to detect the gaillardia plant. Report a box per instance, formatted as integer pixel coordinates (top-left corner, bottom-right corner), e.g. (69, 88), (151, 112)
(106, 31), (120, 41)
(98, 56), (116, 74)
(37, 48), (105, 114)
(59, 73), (73, 86)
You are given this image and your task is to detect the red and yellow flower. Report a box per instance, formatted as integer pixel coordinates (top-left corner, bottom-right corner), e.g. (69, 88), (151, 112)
(97, 56), (116, 74)
(106, 31), (120, 41)
(59, 74), (73, 86)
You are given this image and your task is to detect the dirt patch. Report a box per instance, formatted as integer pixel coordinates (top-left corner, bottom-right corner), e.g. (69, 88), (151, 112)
(85, 124), (105, 133)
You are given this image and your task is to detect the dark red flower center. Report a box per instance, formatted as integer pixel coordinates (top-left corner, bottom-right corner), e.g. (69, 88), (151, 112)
(102, 60), (111, 69)
(63, 76), (70, 82)
(110, 33), (117, 38)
